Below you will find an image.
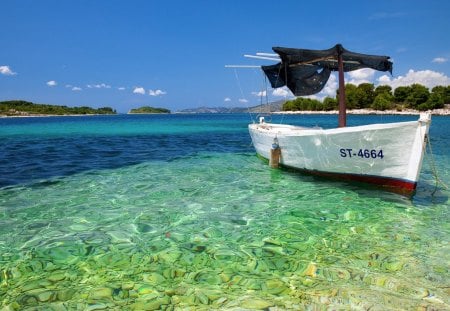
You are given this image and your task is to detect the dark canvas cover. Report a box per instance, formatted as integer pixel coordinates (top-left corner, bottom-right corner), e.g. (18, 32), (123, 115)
(262, 44), (392, 96)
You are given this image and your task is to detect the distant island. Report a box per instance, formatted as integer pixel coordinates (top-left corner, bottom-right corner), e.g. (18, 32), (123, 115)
(0, 100), (116, 117)
(128, 106), (171, 114)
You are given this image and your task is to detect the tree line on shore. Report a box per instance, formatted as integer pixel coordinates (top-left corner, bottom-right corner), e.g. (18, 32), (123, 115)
(282, 83), (450, 112)
(0, 100), (116, 116)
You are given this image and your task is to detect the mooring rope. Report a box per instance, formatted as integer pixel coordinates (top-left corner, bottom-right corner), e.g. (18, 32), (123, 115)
(424, 134), (448, 195)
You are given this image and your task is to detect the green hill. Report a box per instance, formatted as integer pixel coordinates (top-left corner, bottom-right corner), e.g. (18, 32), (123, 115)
(128, 106), (171, 114)
(0, 100), (116, 116)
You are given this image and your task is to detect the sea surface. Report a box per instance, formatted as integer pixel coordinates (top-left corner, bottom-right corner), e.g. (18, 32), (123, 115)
(0, 113), (448, 310)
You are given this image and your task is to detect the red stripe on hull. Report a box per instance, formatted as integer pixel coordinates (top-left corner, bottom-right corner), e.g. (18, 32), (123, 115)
(283, 165), (417, 195)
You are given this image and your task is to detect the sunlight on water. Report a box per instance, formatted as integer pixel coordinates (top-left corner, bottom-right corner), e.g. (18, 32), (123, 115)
(0, 114), (448, 310)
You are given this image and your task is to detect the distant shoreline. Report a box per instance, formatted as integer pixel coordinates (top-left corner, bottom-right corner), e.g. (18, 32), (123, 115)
(273, 108), (450, 116)
(1, 108), (449, 118)
(0, 113), (112, 118)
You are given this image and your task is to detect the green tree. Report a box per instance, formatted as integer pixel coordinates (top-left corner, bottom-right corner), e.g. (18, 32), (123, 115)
(405, 84), (429, 108)
(372, 92), (394, 111)
(374, 85), (392, 97)
(418, 92), (445, 110)
(431, 85), (450, 105)
(342, 84), (359, 109)
(282, 100), (298, 111)
(393, 86), (411, 104)
(322, 97), (338, 111)
(357, 83), (375, 108)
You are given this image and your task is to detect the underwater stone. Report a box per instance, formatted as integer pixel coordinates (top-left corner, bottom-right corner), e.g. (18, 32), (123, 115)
(48, 271), (66, 282)
(137, 284), (156, 295)
(343, 210), (357, 221)
(29, 260), (43, 272)
(106, 230), (132, 244)
(229, 274), (244, 286)
(303, 262), (318, 277)
(57, 289), (76, 301)
(385, 261), (404, 272)
(121, 282), (135, 290)
(194, 270), (222, 285)
(21, 279), (52, 292)
(35, 290), (55, 302)
(212, 249), (240, 261)
(143, 272), (166, 285)
(162, 267), (186, 279)
(264, 279), (288, 295)
(241, 298), (273, 309)
(301, 277), (316, 287)
(215, 297), (227, 305)
(219, 272), (232, 283)
(43, 261), (58, 272)
(130, 296), (171, 311)
(262, 246), (285, 256)
(88, 287), (113, 301)
(195, 291), (209, 305)
(337, 269), (351, 280)
(263, 237), (283, 246)
(202, 227), (223, 238)
(203, 289), (223, 302)
(129, 289), (139, 299)
(157, 250), (182, 264)
(242, 278), (261, 290)
(86, 303), (108, 310)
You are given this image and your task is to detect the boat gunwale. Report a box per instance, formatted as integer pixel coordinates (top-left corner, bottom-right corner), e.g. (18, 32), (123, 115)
(249, 119), (424, 136)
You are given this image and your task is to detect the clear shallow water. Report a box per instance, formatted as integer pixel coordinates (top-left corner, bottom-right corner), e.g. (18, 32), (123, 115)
(0, 114), (448, 310)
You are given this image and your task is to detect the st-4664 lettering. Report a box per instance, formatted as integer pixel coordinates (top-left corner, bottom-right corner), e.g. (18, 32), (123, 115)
(340, 148), (384, 159)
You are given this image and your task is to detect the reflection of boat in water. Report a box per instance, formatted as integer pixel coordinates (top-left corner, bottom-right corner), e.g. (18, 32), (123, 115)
(245, 44), (431, 194)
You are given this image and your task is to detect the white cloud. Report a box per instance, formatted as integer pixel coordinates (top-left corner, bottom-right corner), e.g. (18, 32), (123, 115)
(72, 87), (82, 91)
(347, 68), (375, 85)
(378, 69), (450, 89)
(65, 84), (73, 88)
(239, 98), (248, 103)
(224, 97), (231, 102)
(87, 83), (111, 89)
(432, 57), (447, 63)
(252, 90), (266, 97)
(47, 80), (57, 87)
(0, 65), (16, 75)
(117, 87), (126, 91)
(272, 87), (291, 97)
(133, 87), (145, 95)
(320, 74), (338, 98)
(149, 89), (167, 96)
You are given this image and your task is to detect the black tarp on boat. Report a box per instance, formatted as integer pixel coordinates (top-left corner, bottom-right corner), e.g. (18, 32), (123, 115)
(262, 44), (393, 96)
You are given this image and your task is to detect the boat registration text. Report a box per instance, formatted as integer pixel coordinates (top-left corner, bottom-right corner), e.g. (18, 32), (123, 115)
(340, 149), (384, 159)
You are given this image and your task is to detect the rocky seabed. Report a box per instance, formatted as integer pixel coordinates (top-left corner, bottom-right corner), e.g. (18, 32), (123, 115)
(1, 231), (448, 311)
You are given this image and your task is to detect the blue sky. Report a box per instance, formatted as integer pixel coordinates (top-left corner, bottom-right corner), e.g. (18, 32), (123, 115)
(1, 0), (450, 113)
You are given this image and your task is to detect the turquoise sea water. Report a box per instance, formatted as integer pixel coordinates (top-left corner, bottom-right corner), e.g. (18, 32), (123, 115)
(0, 113), (449, 310)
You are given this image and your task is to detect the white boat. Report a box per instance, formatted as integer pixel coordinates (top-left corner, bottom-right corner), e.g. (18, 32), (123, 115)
(245, 44), (432, 194)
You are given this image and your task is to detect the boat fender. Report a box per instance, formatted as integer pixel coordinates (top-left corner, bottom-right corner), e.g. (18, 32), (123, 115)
(270, 138), (281, 168)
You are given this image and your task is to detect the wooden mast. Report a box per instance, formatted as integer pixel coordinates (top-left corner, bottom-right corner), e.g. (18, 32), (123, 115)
(337, 46), (346, 127)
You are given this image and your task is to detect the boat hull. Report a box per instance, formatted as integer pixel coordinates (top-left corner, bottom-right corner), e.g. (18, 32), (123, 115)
(248, 114), (431, 194)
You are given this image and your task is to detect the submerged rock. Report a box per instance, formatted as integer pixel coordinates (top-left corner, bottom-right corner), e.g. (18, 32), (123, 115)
(88, 287), (112, 301)
(303, 262), (318, 277)
(241, 298), (273, 309)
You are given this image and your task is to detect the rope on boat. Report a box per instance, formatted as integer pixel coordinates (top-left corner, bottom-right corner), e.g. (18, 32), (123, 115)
(424, 134), (448, 195)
